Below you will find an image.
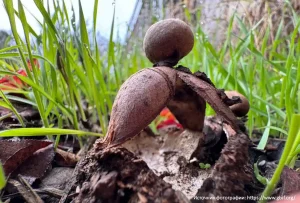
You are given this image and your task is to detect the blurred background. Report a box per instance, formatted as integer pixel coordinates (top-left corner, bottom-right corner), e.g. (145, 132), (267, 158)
(1, 0), (299, 49)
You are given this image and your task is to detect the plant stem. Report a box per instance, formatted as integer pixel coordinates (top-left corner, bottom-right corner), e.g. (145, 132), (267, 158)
(286, 116), (300, 165)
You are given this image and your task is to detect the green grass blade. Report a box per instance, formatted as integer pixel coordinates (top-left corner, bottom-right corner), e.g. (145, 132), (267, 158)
(0, 89), (25, 127)
(33, 0), (59, 38)
(0, 162), (5, 190)
(93, 0), (99, 38)
(260, 114), (300, 202)
(257, 105), (271, 150)
(0, 128), (103, 137)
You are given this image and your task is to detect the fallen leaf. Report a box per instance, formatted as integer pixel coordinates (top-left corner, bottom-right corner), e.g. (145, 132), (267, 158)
(0, 139), (52, 176)
(122, 130), (210, 199)
(54, 148), (79, 167)
(12, 144), (54, 185)
(0, 58), (40, 92)
(155, 108), (183, 133)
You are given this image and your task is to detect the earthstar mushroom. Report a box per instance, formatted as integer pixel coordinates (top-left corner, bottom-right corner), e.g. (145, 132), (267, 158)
(95, 19), (241, 149)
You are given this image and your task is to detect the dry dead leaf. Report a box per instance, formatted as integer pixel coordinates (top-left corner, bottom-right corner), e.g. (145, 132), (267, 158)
(54, 148), (79, 167)
(12, 144), (54, 185)
(123, 130), (211, 199)
(0, 139), (53, 176)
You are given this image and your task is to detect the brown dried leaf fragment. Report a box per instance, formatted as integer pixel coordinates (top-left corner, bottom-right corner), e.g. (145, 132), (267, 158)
(12, 144), (54, 185)
(55, 148), (80, 167)
(0, 139), (53, 176)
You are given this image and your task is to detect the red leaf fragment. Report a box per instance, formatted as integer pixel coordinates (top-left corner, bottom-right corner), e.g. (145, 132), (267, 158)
(156, 119), (183, 130)
(156, 108), (183, 130)
(0, 58), (40, 91)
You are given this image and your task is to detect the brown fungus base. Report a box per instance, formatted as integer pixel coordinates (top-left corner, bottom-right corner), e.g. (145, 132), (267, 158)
(196, 131), (255, 203)
(75, 147), (187, 203)
(74, 67), (258, 203)
(74, 127), (259, 203)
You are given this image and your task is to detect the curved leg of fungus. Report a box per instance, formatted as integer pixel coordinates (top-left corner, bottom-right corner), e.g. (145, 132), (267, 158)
(95, 65), (241, 150)
(176, 71), (240, 132)
(197, 129), (252, 202)
(167, 75), (206, 132)
(95, 66), (177, 149)
(225, 90), (250, 117)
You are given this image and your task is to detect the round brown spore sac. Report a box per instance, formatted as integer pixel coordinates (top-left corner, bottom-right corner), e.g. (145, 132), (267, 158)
(225, 91), (250, 117)
(143, 18), (194, 66)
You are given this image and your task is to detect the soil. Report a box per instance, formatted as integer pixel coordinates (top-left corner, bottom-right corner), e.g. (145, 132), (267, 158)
(75, 146), (191, 203)
(1, 108), (300, 203)
(67, 116), (260, 203)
